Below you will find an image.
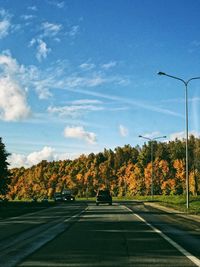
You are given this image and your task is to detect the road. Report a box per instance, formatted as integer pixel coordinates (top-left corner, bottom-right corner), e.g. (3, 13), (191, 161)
(0, 201), (200, 267)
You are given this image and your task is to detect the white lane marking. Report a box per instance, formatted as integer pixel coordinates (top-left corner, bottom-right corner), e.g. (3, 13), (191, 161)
(124, 206), (200, 267)
(64, 206), (88, 222)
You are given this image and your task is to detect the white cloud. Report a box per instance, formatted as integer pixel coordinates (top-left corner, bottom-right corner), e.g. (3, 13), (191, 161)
(80, 62), (95, 71)
(28, 6), (37, 11)
(63, 75), (106, 88)
(72, 99), (102, 105)
(0, 54), (176, 121)
(27, 146), (55, 165)
(36, 70), (180, 118)
(67, 88), (183, 118)
(29, 38), (36, 47)
(169, 131), (185, 141)
(0, 9), (11, 39)
(48, 99), (103, 117)
(119, 125), (129, 137)
(8, 153), (27, 168)
(22, 63), (54, 99)
(0, 19), (10, 38)
(101, 61), (117, 70)
(69, 25), (79, 37)
(27, 60), (179, 118)
(64, 126), (97, 144)
(46, 1), (65, 9)
(26, 69), (125, 102)
(169, 131), (200, 141)
(29, 38), (51, 61)
(21, 14), (35, 21)
(8, 146), (73, 168)
(0, 53), (19, 73)
(0, 76), (31, 121)
(36, 39), (51, 61)
(19, 59), (128, 100)
(0, 53), (31, 121)
(84, 76), (105, 87)
(29, 22), (61, 59)
(57, 1), (65, 8)
(36, 86), (52, 99)
(48, 105), (102, 117)
(41, 22), (62, 37)
(8, 146), (98, 169)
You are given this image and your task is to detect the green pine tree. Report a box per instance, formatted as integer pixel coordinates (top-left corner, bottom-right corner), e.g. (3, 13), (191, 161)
(0, 138), (10, 196)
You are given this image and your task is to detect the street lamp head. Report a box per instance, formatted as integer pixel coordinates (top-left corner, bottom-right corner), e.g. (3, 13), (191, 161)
(138, 135), (142, 138)
(157, 71), (166, 76)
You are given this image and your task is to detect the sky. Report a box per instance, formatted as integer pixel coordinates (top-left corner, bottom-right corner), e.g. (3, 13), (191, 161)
(0, 0), (200, 168)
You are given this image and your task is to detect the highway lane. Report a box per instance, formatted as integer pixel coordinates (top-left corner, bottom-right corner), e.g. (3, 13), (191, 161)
(126, 201), (200, 261)
(17, 201), (200, 267)
(0, 202), (87, 267)
(0, 203), (87, 241)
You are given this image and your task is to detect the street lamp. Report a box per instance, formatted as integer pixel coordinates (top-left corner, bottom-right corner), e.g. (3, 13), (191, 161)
(139, 135), (167, 198)
(158, 71), (200, 209)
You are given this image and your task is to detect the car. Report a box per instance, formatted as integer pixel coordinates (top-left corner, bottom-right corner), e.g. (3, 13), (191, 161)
(62, 190), (75, 202)
(0, 197), (8, 203)
(53, 192), (63, 202)
(31, 197), (38, 202)
(54, 190), (75, 202)
(96, 189), (112, 206)
(41, 196), (48, 203)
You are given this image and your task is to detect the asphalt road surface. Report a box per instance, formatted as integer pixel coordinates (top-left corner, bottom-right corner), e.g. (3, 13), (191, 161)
(1, 201), (200, 267)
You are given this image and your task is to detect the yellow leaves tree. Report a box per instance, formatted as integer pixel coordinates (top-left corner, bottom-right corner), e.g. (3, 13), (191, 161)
(189, 170), (199, 196)
(153, 159), (169, 195)
(117, 165), (126, 197)
(173, 159), (185, 194)
(144, 162), (152, 195)
(126, 163), (144, 196)
(7, 136), (200, 199)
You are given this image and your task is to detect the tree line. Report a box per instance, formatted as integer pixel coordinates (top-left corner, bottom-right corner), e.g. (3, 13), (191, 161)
(1, 135), (200, 200)
(0, 137), (10, 198)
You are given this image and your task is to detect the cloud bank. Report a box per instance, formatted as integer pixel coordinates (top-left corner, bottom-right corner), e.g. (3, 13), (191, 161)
(8, 146), (73, 168)
(0, 53), (30, 121)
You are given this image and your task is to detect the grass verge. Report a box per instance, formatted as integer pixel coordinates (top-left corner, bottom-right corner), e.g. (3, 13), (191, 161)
(122, 195), (200, 214)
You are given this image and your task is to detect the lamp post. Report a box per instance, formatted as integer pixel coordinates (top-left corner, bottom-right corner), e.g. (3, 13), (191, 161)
(139, 135), (166, 198)
(158, 71), (200, 209)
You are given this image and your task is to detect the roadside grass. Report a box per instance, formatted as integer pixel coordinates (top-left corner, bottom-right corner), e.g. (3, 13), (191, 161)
(115, 195), (200, 214)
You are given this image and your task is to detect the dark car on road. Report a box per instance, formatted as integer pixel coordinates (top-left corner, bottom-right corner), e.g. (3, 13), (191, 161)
(96, 189), (112, 206)
(54, 190), (75, 202)
(62, 190), (75, 202)
(53, 192), (63, 202)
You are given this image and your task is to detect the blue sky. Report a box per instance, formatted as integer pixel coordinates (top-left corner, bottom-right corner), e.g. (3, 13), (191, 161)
(0, 0), (200, 168)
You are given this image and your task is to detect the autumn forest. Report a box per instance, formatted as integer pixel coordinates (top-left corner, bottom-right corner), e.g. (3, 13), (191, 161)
(0, 134), (197, 200)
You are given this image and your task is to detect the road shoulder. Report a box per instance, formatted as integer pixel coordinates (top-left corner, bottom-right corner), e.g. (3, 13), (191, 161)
(144, 202), (200, 223)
